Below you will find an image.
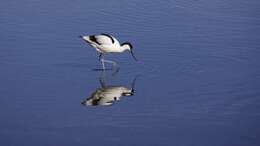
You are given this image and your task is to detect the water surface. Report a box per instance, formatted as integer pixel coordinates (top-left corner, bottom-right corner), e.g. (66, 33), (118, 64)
(1, 0), (260, 145)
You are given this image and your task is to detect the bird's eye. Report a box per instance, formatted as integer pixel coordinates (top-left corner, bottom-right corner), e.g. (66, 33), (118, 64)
(114, 97), (117, 101)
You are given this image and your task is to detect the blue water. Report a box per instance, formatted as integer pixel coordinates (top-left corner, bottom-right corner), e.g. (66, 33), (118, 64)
(1, 0), (260, 145)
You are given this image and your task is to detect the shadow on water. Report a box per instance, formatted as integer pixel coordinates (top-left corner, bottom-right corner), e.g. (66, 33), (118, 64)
(81, 71), (139, 106)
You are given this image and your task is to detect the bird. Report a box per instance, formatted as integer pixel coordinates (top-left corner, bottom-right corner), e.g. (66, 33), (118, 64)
(79, 33), (137, 70)
(81, 74), (137, 106)
(81, 85), (134, 106)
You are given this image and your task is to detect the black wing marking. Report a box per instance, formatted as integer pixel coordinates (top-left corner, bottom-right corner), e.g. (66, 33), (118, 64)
(89, 35), (101, 45)
(101, 33), (115, 44)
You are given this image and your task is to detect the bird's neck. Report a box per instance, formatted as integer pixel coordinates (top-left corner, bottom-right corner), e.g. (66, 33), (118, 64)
(120, 45), (130, 52)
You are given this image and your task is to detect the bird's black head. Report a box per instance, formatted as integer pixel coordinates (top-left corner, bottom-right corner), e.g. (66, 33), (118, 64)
(121, 42), (133, 50)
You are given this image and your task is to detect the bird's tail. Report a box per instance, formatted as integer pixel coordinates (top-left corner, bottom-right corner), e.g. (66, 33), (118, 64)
(79, 35), (91, 42)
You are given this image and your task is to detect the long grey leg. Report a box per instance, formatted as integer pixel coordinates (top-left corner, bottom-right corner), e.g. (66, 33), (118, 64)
(101, 59), (105, 70)
(99, 55), (119, 71)
(99, 54), (106, 70)
(101, 58), (118, 69)
(102, 59), (117, 67)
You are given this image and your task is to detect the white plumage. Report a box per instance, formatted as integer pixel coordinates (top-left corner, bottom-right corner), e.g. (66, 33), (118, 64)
(82, 86), (133, 106)
(79, 33), (137, 70)
(81, 75), (137, 106)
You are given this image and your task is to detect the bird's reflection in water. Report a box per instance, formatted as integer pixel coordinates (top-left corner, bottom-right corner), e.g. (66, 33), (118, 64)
(81, 72), (138, 106)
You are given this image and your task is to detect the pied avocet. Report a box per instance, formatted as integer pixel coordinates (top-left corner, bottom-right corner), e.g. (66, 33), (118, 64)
(79, 33), (137, 70)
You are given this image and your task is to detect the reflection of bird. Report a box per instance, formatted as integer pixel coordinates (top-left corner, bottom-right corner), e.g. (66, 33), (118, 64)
(81, 76), (137, 106)
(82, 87), (133, 106)
(79, 33), (138, 70)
